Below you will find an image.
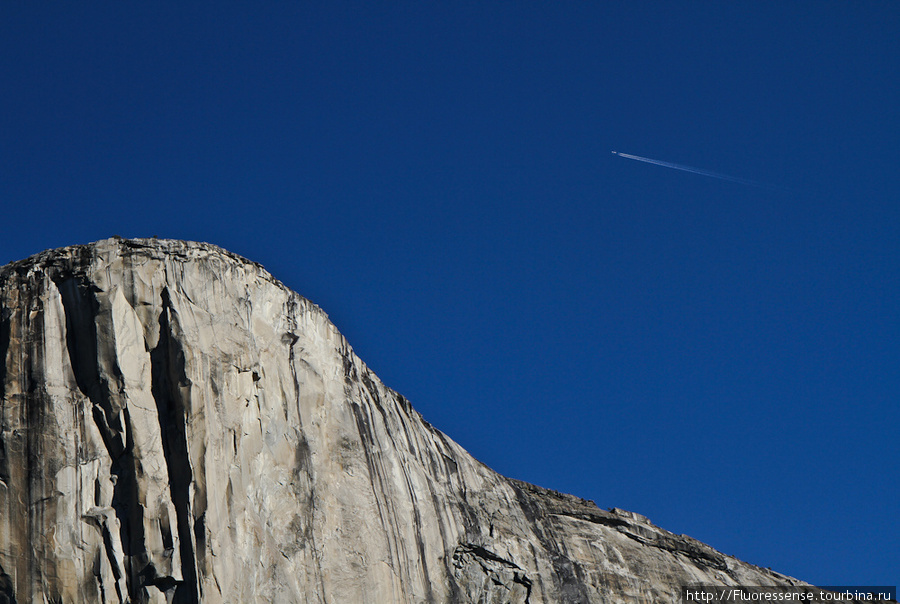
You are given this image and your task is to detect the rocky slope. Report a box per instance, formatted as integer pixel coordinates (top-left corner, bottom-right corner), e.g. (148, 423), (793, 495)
(0, 238), (816, 603)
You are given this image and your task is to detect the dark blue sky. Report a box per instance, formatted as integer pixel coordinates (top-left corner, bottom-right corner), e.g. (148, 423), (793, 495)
(2, 2), (897, 587)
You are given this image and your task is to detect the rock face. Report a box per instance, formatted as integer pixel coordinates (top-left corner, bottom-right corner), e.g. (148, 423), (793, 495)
(0, 238), (811, 603)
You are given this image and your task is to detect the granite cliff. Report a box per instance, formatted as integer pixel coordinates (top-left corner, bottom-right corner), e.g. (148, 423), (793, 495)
(0, 238), (816, 603)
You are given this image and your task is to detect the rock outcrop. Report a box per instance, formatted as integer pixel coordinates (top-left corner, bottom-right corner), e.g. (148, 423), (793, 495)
(0, 238), (815, 603)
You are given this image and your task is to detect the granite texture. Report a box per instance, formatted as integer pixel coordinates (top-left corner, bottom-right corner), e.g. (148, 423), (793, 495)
(0, 238), (816, 603)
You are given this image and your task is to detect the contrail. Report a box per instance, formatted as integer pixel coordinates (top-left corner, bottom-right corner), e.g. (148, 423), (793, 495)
(612, 150), (771, 189)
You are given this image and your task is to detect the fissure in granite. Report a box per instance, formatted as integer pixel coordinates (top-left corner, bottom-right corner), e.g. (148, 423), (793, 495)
(54, 271), (157, 602)
(0, 305), (10, 489)
(283, 298), (326, 601)
(149, 288), (199, 603)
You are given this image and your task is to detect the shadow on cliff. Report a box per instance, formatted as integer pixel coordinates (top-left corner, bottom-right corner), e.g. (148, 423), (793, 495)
(53, 271), (202, 603)
(149, 287), (202, 603)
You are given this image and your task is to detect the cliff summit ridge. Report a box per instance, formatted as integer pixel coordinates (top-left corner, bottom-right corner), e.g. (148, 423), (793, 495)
(0, 237), (819, 603)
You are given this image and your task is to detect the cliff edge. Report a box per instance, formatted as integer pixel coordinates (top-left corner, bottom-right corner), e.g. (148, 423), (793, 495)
(0, 238), (813, 603)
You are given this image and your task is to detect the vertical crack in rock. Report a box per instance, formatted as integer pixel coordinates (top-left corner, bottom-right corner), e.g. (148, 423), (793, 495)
(0, 305), (8, 407)
(0, 292), (18, 604)
(284, 309), (326, 602)
(0, 562), (16, 604)
(348, 399), (400, 580)
(0, 279), (31, 602)
(54, 271), (152, 602)
(359, 372), (438, 603)
(413, 434), (459, 602)
(0, 305), (10, 488)
(149, 288), (200, 603)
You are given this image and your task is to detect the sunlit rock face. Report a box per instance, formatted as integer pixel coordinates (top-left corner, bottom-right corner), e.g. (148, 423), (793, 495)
(0, 238), (808, 603)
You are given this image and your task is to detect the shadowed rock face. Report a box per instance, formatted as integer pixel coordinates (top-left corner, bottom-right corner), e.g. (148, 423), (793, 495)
(0, 238), (810, 603)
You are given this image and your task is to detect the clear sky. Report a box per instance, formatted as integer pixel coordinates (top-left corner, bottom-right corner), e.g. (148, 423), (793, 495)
(1, 2), (897, 588)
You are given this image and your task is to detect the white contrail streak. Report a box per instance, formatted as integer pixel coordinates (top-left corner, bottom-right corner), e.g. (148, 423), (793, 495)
(612, 150), (768, 188)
